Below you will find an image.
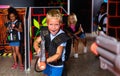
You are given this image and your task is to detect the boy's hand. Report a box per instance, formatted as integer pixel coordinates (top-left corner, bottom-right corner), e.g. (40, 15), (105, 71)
(38, 58), (46, 70)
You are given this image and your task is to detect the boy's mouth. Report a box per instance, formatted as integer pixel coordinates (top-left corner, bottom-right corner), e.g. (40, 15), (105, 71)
(51, 30), (57, 32)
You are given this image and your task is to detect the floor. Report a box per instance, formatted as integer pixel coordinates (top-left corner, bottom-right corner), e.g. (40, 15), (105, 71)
(0, 34), (115, 76)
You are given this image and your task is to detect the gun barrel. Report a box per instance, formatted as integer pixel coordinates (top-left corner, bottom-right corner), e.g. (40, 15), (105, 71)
(96, 36), (120, 54)
(94, 32), (120, 76)
(97, 47), (116, 63)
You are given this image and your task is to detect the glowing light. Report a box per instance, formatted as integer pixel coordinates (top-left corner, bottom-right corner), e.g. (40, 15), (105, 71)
(90, 42), (98, 56)
(104, 0), (108, 3)
(0, 5), (10, 8)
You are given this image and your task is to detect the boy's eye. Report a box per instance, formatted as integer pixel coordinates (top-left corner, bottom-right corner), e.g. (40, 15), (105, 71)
(49, 24), (59, 26)
(49, 24), (53, 26)
(55, 24), (59, 26)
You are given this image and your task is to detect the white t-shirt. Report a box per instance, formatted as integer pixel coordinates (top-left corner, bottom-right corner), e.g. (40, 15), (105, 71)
(50, 29), (66, 62)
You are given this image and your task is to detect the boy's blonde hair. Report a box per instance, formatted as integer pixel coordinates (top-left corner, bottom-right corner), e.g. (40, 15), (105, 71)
(68, 13), (77, 25)
(46, 9), (62, 23)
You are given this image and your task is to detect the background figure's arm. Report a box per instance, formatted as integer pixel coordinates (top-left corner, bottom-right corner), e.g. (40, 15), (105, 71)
(13, 22), (23, 32)
(74, 24), (83, 35)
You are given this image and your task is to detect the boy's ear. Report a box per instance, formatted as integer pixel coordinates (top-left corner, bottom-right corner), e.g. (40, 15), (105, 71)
(60, 21), (63, 25)
(60, 23), (63, 27)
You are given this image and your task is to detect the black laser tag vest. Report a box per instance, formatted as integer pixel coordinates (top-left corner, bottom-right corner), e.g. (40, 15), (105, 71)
(6, 20), (21, 42)
(40, 26), (70, 65)
(97, 13), (107, 32)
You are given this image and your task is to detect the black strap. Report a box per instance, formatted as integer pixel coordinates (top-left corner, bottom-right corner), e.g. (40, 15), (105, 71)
(52, 33), (70, 46)
(99, 14), (107, 30)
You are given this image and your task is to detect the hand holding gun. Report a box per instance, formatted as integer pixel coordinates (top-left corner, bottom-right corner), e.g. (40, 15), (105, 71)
(37, 37), (46, 70)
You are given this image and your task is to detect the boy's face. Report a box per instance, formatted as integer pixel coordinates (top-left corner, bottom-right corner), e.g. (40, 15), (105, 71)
(47, 18), (61, 35)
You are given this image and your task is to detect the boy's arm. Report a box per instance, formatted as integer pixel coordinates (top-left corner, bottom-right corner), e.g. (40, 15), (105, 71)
(46, 45), (64, 63)
(33, 36), (41, 54)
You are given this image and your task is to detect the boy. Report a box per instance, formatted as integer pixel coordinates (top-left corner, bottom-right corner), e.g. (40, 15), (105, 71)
(33, 9), (69, 76)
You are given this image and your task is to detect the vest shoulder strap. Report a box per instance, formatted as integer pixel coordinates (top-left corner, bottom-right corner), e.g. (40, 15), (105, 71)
(99, 14), (107, 25)
(52, 33), (70, 47)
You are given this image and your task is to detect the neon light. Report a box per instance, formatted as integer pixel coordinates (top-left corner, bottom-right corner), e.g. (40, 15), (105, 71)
(0, 5), (10, 8)
(104, 0), (108, 3)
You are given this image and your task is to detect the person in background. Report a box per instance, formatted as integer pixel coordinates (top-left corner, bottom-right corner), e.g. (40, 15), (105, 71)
(34, 9), (69, 76)
(5, 7), (24, 71)
(94, 2), (107, 34)
(66, 13), (87, 58)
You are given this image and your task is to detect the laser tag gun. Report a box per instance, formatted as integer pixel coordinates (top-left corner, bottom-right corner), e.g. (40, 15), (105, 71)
(91, 31), (120, 76)
(38, 36), (46, 70)
(35, 36), (46, 72)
